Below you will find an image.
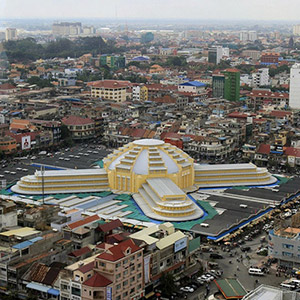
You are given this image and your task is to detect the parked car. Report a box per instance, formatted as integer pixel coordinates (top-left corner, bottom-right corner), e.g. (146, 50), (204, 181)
(180, 286), (194, 293)
(210, 253), (224, 259)
(241, 246), (251, 252)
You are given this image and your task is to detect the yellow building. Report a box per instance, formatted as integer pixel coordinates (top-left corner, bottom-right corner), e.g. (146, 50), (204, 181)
(12, 139), (277, 222)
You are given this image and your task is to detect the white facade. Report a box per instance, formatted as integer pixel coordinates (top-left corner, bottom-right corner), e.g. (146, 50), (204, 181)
(132, 86), (141, 101)
(252, 68), (269, 87)
(293, 25), (300, 35)
(248, 31), (258, 41)
(239, 31), (249, 42)
(289, 63), (300, 109)
(5, 28), (17, 41)
(222, 47), (230, 58)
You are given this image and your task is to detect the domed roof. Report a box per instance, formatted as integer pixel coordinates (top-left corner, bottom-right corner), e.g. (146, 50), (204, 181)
(104, 139), (193, 175)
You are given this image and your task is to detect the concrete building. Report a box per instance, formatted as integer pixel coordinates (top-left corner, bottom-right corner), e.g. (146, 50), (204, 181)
(224, 69), (240, 101)
(52, 22), (82, 36)
(293, 24), (300, 36)
(212, 74), (225, 98)
(242, 50), (261, 62)
(130, 222), (190, 298)
(269, 224), (300, 269)
(5, 28), (17, 41)
(178, 81), (206, 94)
(239, 31), (257, 42)
(89, 80), (130, 102)
(252, 68), (270, 87)
(62, 115), (95, 140)
(132, 85), (148, 102)
(0, 200), (17, 230)
(289, 63), (300, 109)
(208, 46), (223, 64)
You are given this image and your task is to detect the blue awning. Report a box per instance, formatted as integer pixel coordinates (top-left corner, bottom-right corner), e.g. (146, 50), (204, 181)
(48, 288), (60, 296)
(13, 240), (33, 250)
(28, 237), (43, 243)
(26, 282), (49, 293)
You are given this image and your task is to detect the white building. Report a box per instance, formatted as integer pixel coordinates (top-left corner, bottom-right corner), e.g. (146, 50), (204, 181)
(252, 68), (269, 87)
(289, 63), (300, 109)
(239, 31), (249, 42)
(293, 24), (300, 35)
(5, 28), (17, 41)
(248, 31), (258, 41)
(222, 47), (230, 58)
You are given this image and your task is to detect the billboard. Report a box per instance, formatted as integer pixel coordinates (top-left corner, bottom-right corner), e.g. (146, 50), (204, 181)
(174, 237), (187, 253)
(106, 286), (112, 300)
(21, 136), (31, 150)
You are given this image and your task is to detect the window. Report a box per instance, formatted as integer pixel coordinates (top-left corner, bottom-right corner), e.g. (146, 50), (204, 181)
(130, 288), (135, 294)
(116, 262), (121, 268)
(130, 276), (135, 283)
(123, 280), (128, 286)
(123, 291), (128, 297)
(123, 259), (128, 265)
(283, 244), (294, 250)
(137, 252), (142, 258)
(137, 284), (142, 290)
(130, 255), (135, 261)
(117, 284), (121, 290)
(116, 273), (121, 279)
(124, 270), (128, 276)
(282, 251), (293, 257)
(137, 273), (142, 279)
(100, 262), (106, 267)
(138, 263), (142, 269)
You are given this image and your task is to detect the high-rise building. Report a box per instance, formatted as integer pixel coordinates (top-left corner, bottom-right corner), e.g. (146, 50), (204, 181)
(224, 69), (240, 101)
(289, 63), (300, 109)
(293, 24), (300, 35)
(208, 46), (223, 64)
(239, 31), (257, 42)
(5, 28), (17, 41)
(239, 31), (249, 42)
(212, 74), (225, 98)
(248, 31), (257, 41)
(252, 68), (269, 87)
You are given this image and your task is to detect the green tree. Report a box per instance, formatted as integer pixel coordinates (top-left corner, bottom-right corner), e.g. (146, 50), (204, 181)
(160, 272), (176, 297)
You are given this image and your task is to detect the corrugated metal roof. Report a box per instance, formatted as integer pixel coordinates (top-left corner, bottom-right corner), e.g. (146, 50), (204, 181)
(26, 282), (49, 293)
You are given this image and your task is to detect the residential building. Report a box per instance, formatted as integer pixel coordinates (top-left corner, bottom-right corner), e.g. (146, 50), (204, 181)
(269, 224), (300, 269)
(260, 52), (280, 65)
(242, 50), (261, 62)
(293, 24), (300, 36)
(130, 222), (191, 298)
(252, 68), (269, 87)
(0, 200), (17, 230)
(5, 28), (17, 41)
(62, 115), (95, 140)
(132, 85), (148, 102)
(239, 31), (257, 42)
(224, 69), (240, 101)
(89, 80), (130, 102)
(52, 22), (82, 36)
(289, 63), (300, 109)
(99, 55), (126, 69)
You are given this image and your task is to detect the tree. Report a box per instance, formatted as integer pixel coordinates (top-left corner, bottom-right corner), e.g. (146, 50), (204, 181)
(160, 272), (176, 297)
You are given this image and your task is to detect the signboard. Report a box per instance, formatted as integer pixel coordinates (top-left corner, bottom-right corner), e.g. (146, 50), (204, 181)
(21, 136), (31, 150)
(106, 286), (112, 300)
(174, 237), (187, 253)
(288, 156), (295, 167)
(144, 255), (151, 284)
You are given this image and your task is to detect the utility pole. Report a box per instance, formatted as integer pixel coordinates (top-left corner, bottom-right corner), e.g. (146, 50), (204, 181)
(41, 165), (45, 205)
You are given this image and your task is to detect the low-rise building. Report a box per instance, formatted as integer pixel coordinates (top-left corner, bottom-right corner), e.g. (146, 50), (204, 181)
(62, 115), (95, 140)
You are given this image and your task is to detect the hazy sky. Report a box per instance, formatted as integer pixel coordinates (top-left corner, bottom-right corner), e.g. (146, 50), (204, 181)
(1, 0), (300, 21)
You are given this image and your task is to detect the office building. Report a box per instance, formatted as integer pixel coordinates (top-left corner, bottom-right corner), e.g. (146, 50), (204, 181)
(208, 46), (223, 64)
(260, 52), (280, 65)
(242, 50), (261, 62)
(212, 73), (225, 98)
(239, 31), (257, 42)
(5, 28), (17, 41)
(99, 55), (126, 69)
(289, 63), (300, 109)
(224, 69), (240, 101)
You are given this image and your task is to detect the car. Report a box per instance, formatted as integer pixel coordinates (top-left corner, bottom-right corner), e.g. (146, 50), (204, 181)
(75, 156), (80, 159)
(64, 158), (70, 161)
(196, 278), (204, 285)
(87, 150), (92, 153)
(241, 246), (251, 252)
(69, 155), (74, 158)
(4, 170), (10, 174)
(2, 164), (7, 168)
(180, 287), (194, 293)
(59, 157), (64, 160)
(22, 169), (28, 172)
(10, 171), (16, 175)
(210, 253), (224, 259)
(93, 151), (99, 154)
(189, 283), (198, 290)
(16, 168), (22, 171)
(84, 153), (89, 156)
(78, 152), (83, 155)
(31, 156), (37, 160)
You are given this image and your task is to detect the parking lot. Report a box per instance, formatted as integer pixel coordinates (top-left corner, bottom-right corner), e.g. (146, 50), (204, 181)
(0, 144), (111, 187)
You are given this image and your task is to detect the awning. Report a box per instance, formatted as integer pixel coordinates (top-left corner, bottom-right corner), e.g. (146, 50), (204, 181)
(26, 282), (49, 293)
(48, 288), (60, 296)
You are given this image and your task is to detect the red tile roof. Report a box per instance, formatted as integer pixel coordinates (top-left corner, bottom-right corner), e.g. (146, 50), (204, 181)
(68, 246), (91, 257)
(83, 272), (112, 287)
(284, 147), (300, 158)
(97, 219), (123, 233)
(269, 110), (292, 118)
(67, 215), (100, 230)
(257, 144), (270, 154)
(96, 239), (140, 262)
(88, 80), (130, 89)
(78, 261), (94, 274)
(62, 115), (94, 126)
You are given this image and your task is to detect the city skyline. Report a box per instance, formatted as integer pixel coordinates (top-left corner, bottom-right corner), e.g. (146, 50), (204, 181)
(2, 0), (300, 21)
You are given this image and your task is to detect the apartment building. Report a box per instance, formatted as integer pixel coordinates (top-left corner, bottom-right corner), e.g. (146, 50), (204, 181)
(90, 80), (130, 102)
(62, 116), (95, 140)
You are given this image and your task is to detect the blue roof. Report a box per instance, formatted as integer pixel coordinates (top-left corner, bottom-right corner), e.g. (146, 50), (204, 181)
(26, 282), (49, 293)
(13, 240), (33, 250)
(29, 236), (43, 243)
(11, 111), (21, 116)
(179, 81), (206, 87)
(48, 288), (60, 296)
(61, 98), (82, 103)
(132, 56), (150, 62)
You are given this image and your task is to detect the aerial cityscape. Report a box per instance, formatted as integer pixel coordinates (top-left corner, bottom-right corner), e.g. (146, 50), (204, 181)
(2, 1), (300, 299)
